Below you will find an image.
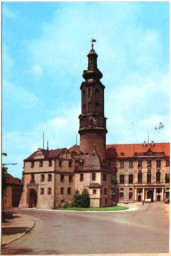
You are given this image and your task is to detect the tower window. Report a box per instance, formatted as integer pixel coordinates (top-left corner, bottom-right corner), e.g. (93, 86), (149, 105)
(49, 160), (52, 167)
(103, 173), (107, 181)
(93, 189), (96, 194)
(104, 188), (107, 195)
(95, 88), (100, 98)
(31, 161), (34, 168)
(88, 87), (91, 97)
(82, 104), (85, 113)
(60, 188), (64, 195)
(67, 188), (71, 194)
(39, 160), (43, 167)
(88, 102), (91, 112)
(69, 175), (73, 182)
(95, 103), (100, 112)
(60, 174), (64, 182)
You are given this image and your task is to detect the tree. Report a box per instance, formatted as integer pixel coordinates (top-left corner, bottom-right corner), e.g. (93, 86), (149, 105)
(72, 188), (90, 208)
(111, 174), (118, 203)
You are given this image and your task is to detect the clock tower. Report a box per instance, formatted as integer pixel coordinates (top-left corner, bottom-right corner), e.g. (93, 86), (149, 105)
(78, 41), (108, 160)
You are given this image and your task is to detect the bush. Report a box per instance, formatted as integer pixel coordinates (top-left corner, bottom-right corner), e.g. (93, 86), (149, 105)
(61, 202), (68, 208)
(72, 188), (90, 208)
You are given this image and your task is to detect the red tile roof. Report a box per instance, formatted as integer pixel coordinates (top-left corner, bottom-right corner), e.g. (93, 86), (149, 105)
(106, 143), (170, 158)
(4, 173), (22, 186)
(69, 144), (80, 154)
(69, 143), (170, 158)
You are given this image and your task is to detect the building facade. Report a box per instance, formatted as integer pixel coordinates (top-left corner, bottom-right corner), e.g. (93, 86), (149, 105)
(19, 44), (170, 209)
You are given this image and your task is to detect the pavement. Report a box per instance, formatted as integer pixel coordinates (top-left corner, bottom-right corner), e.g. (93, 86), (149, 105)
(0, 202), (162, 247)
(2, 211), (35, 246)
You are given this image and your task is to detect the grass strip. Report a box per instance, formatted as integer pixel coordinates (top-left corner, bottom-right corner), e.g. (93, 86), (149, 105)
(55, 206), (128, 211)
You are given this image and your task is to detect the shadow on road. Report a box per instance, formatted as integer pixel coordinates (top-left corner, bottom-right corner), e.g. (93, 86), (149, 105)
(2, 212), (19, 223)
(2, 227), (29, 235)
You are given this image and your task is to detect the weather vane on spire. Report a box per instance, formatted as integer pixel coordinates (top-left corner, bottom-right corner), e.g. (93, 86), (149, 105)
(91, 39), (96, 50)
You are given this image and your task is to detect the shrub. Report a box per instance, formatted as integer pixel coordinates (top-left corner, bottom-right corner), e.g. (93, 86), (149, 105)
(72, 188), (90, 208)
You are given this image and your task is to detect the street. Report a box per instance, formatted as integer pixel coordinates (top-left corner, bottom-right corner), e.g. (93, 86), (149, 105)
(2, 202), (169, 254)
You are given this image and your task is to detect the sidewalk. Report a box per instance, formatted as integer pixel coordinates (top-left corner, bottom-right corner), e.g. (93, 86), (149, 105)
(2, 212), (35, 246)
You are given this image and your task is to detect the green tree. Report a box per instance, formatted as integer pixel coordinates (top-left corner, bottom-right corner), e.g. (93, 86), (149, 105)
(111, 174), (118, 202)
(72, 188), (90, 208)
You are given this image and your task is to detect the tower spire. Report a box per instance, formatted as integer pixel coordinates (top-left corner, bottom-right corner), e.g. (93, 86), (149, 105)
(91, 39), (96, 50)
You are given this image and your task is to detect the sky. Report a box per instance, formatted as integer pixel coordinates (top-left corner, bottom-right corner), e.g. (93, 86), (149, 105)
(2, 1), (170, 179)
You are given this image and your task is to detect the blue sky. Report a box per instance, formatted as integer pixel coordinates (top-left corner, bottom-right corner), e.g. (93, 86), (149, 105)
(2, 2), (170, 179)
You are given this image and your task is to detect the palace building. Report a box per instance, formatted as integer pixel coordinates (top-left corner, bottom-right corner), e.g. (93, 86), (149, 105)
(19, 43), (170, 209)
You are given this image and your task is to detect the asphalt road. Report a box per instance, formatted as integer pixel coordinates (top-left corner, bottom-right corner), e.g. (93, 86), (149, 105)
(2, 202), (169, 254)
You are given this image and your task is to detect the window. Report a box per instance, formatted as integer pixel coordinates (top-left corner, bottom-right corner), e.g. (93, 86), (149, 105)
(60, 188), (64, 195)
(60, 174), (64, 182)
(69, 175), (73, 182)
(69, 161), (72, 168)
(147, 161), (151, 167)
(103, 173), (107, 181)
(166, 160), (170, 167)
(120, 192), (124, 198)
(147, 172), (151, 184)
(49, 160), (52, 167)
(80, 174), (84, 181)
(129, 192), (133, 199)
(93, 189), (96, 194)
(95, 88), (100, 98)
(104, 188), (107, 195)
(48, 174), (52, 182)
(67, 188), (71, 194)
(40, 188), (44, 195)
(157, 189), (161, 194)
(138, 161), (142, 168)
(129, 161), (133, 168)
(88, 102), (91, 112)
(83, 90), (85, 99)
(129, 174), (133, 184)
(31, 174), (34, 182)
(41, 174), (45, 182)
(88, 87), (91, 97)
(92, 173), (96, 181)
(120, 175), (124, 184)
(120, 161), (124, 168)
(165, 174), (170, 183)
(138, 172), (142, 184)
(156, 171), (161, 183)
(83, 104), (85, 113)
(39, 160), (43, 167)
(105, 198), (108, 204)
(95, 103), (100, 112)
(48, 188), (51, 195)
(157, 160), (161, 168)
(31, 161), (34, 168)
(59, 160), (62, 167)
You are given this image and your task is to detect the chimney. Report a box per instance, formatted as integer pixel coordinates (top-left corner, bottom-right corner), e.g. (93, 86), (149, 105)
(151, 141), (154, 146)
(144, 141), (146, 146)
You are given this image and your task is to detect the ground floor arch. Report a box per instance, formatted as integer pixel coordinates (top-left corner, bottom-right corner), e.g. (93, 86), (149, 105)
(147, 190), (153, 202)
(28, 189), (37, 208)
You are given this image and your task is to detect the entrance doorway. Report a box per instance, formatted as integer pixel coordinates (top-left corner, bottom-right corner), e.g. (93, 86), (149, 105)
(28, 189), (37, 208)
(147, 190), (153, 202)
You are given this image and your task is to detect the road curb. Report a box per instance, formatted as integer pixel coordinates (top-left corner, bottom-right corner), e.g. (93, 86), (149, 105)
(2, 218), (35, 247)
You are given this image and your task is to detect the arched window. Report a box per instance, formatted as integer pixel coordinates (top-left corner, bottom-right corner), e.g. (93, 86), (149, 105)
(95, 88), (100, 98)
(82, 90), (85, 99)
(95, 103), (100, 112)
(156, 171), (161, 183)
(138, 172), (142, 184)
(88, 102), (91, 112)
(88, 88), (91, 97)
